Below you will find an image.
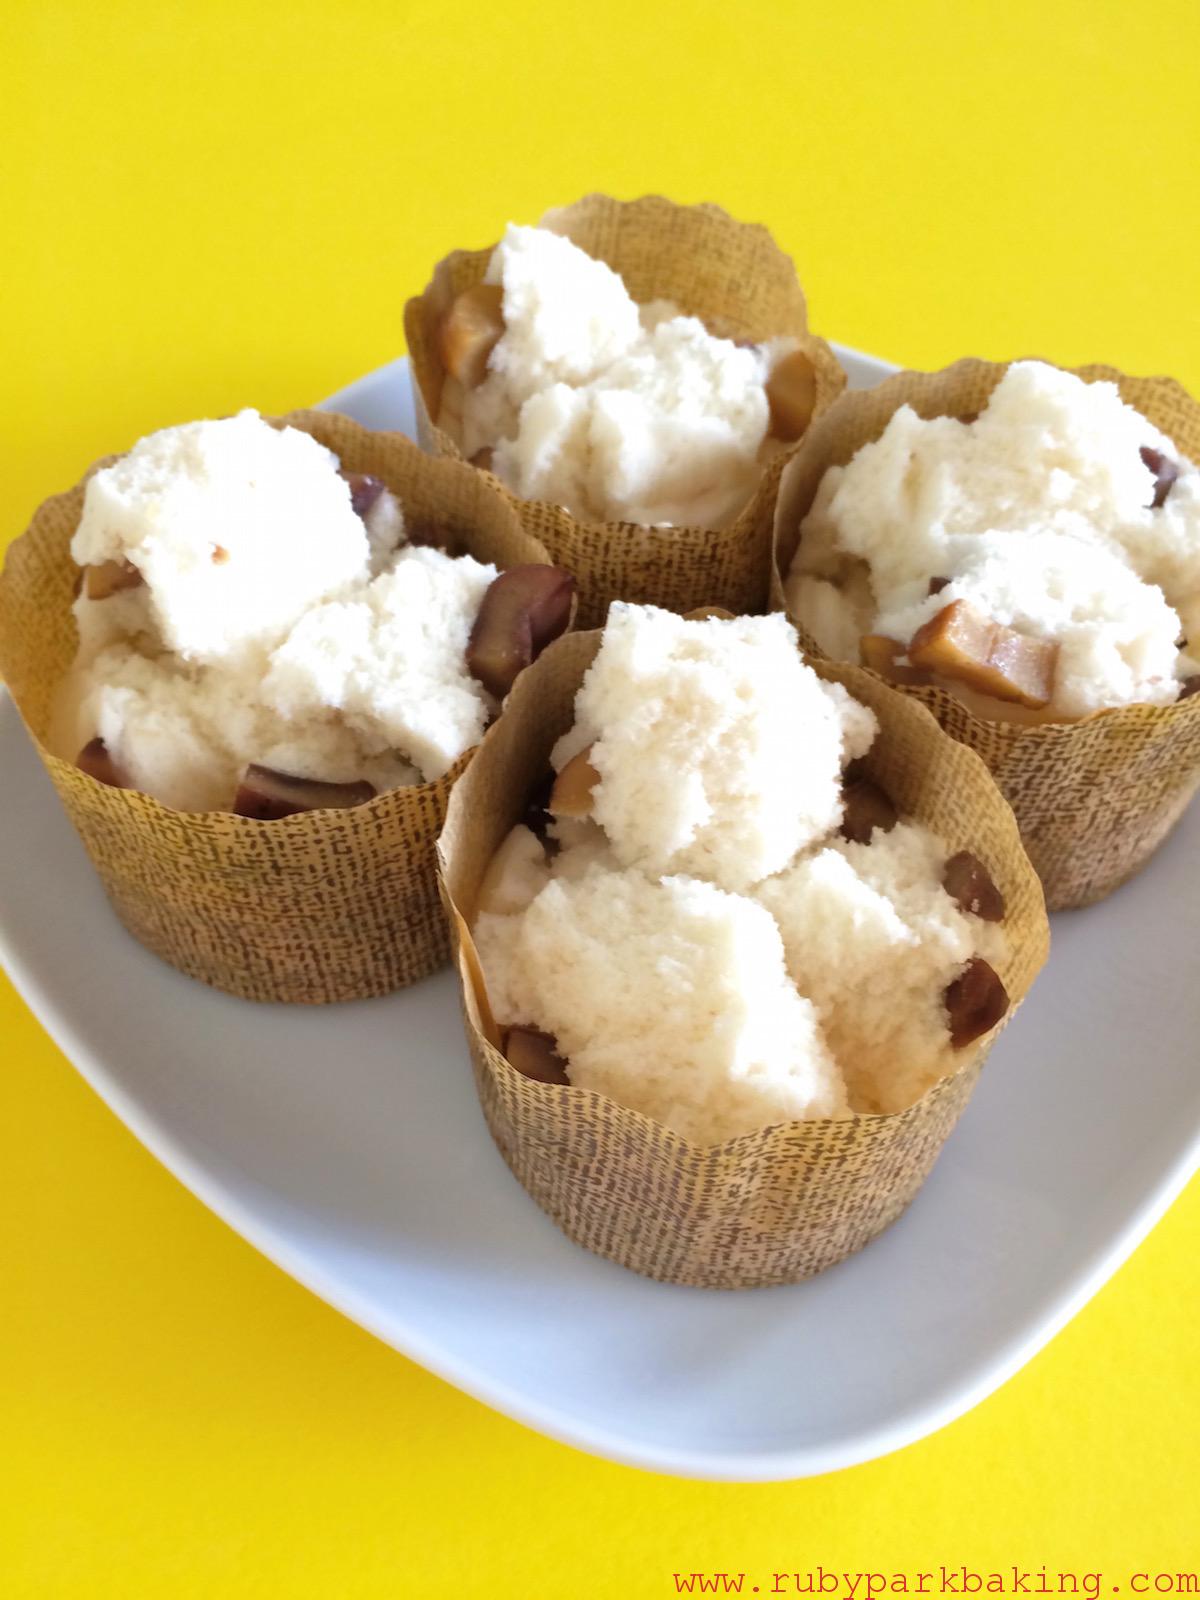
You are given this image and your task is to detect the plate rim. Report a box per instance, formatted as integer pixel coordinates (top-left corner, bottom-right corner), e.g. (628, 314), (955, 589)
(5, 867), (1200, 1483)
(4, 347), (1199, 1482)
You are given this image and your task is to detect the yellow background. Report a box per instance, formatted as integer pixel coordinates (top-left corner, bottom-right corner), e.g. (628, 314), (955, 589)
(3, 1), (1198, 1592)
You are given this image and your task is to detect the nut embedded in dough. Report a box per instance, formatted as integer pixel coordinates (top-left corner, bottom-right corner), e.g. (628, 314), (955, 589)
(466, 565), (575, 699)
(839, 774), (897, 844)
(502, 1026), (570, 1085)
(231, 764), (377, 820)
(944, 956), (1009, 1049)
(83, 559), (143, 600)
(340, 470), (385, 519)
(76, 736), (127, 788)
(439, 283), (505, 389)
(548, 745), (601, 819)
(1140, 444), (1179, 509)
(859, 633), (930, 687)
(907, 600), (1058, 709)
(942, 851), (1006, 922)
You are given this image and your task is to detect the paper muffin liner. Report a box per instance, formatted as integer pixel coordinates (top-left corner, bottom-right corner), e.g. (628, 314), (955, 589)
(770, 357), (1200, 911)
(0, 410), (563, 1004)
(404, 193), (847, 626)
(437, 629), (1049, 1289)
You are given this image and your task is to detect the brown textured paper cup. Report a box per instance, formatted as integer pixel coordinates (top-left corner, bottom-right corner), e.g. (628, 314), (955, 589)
(404, 193), (847, 626)
(771, 357), (1200, 912)
(0, 411), (561, 1004)
(437, 630), (1049, 1289)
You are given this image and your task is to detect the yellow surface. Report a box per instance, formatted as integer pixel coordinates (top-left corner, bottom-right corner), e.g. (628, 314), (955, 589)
(2, 1), (1199, 1592)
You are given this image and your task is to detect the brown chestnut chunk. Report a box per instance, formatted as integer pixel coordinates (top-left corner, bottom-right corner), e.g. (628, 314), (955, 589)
(76, 736), (126, 788)
(928, 575), (951, 596)
(765, 350), (818, 442)
(341, 471), (385, 520)
(944, 957), (1009, 1049)
(859, 633), (930, 687)
(942, 851), (1005, 922)
(232, 765), (376, 820)
(548, 745), (601, 819)
(1140, 445), (1179, 510)
(1180, 675), (1200, 702)
(502, 1026), (569, 1085)
(83, 559), (143, 600)
(439, 283), (505, 389)
(840, 775), (897, 844)
(907, 601), (1058, 709)
(466, 565), (575, 699)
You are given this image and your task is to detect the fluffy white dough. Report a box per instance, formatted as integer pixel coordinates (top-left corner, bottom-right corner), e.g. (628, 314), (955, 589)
(261, 546), (498, 782)
(876, 530), (1183, 717)
(58, 644), (421, 815)
(480, 223), (642, 405)
(787, 573), (869, 664)
(476, 824), (553, 916)
(71, 581), (159, 663)
(475, 864), (847, 1145)
(472, 607), (1007, 1135)
(62, 545), (496, 806)
(550, 604), (877, 892)
(755, 822), (1007, 1114)
(362, 490), (406, 573)
(788, 361), (1200, 713)
(459, 224), (782, 528)
(63, 411), (502, 807)
(71, 410), (371, 666)
(545, 816), (620, 882)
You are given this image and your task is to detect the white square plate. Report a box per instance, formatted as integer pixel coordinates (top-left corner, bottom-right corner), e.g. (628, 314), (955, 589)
(3, 348), (1199, 1481)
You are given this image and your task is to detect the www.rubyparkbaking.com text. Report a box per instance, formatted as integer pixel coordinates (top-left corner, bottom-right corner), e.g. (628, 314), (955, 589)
(670, 1571), (1200, 1596)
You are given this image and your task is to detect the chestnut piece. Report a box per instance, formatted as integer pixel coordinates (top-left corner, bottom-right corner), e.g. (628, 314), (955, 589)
(83, 559), (143, 600)
(76, 736), (126, 788)
(928, 576), (951, 596)
(840, 775), (898, 844)
(944, 957), (1009, 1049)
(341, 471), (386, 520)
(466, 566), (575, 699)
(859, 633), (930, 687)
(548, 745), (601, 819)
(1140, 445), (1179, 510)
(439, 283), (505, 389)
(232, 765), (376, 820)
(942, 851), (1005, 922)
(908, 601), (1058, 709)
(1180, 675), (1200, 701)
(502, 1026), (570, 1085)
